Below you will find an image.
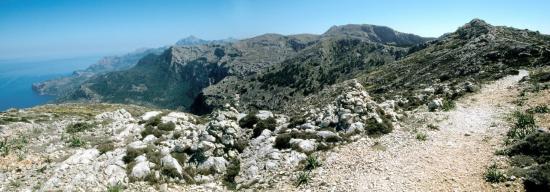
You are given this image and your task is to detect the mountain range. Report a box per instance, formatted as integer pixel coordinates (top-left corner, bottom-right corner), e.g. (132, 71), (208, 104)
(36, 19), (549, 116)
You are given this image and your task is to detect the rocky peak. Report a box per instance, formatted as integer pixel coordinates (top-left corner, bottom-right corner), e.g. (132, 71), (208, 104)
(323, 24), (431, 46)
(175, 35), (209, 46)
(456, 18), (493, 39)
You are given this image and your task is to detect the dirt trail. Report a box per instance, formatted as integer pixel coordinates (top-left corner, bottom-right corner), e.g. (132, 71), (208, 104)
(304, 71), (528, 192)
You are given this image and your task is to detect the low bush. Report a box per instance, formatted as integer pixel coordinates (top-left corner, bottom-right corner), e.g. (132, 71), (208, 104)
(157, 122), (175, 131)
(484, 164), (505, 183)
(442, 99), (456, 111)
(287, 115), (307, 128)
(223, 159), (241, 189)
(507, 111), (537, 141)
(188, 149), (207, 165)
(274, 134), (292, 149)
(97, 142), (115, 155)
(252, 117), (277, 138)
(416, 132), (428, 141)
(527, 105), (549, 114)
(107, 182), (124, 192)
(238, 112), (259, 128)
(524, 163), (550, 192)
(365, 117), (393, 135)
(68, 136), (85, 148)
(296, 172), (310, 186)
(304, 155), (320, 170)
(66, 122), (94, 133)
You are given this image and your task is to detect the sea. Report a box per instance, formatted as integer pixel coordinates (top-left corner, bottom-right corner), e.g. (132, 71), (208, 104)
(0, 56), (101, 111)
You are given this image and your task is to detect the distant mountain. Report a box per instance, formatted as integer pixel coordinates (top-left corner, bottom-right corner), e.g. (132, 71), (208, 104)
(175, 35), (238, 46)
(32, 47), (166, 96)
(54, 20), (550, 115)
(58, 24), (430, 113)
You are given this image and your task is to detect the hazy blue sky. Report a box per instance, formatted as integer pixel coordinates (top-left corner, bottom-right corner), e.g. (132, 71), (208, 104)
(1, 0), (549, 59)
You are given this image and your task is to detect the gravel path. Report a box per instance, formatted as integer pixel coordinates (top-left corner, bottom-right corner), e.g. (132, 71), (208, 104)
(302, 71), (528, 192)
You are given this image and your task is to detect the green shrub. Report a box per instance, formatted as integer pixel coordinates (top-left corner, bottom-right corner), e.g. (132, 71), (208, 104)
(508, 132), (550, 164)
(528, 105), (549, 114)
(510, 155), (536, 167)
(287, 115), (306, 128)
(427, 124), (439, 130)
(145, 116), (162, 127)
(107, 182), (124, 192)
(188, 149), (207, 165)
(485, 164), (505, 183)
(296, 172), (310, 186)
(223, 159), (241, 189)
(0, 138), (9, 156)
(158, 122), (175, 131)
(141, 125), (165, 138)
(66, 122), (94, 133)
(239, 113), (259, 128)
(416, 132), (428, 141)
(233, 138), (249, 153)
(304, 155), (320, 170)
(68, 136), (85, 148)
(524, 163), (550, 192)
(252, 117), (277, 138)
(508, 111), (537, 141)
(442, 99), (456, 111)
(365, 117), (393, 135)
(274, 134), (292, 149)
(97, 142), (115, 155)
(123, 147), (146, 164)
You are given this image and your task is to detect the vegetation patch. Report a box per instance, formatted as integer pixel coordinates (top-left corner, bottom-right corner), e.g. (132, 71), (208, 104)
(442, 99), (456, 111)
(274, 134), (292, 149)
(68, 136), (86, 148)
(484, 164), (505, 183)
(252, 117), (277, 138)
(157, 122), (176, 131)
(238, 112), (259, 128)
(365, 117), (393, 136)
(507, 111), (537, 142)
(65, 122), (95, 133)
(97, 141), (115, 155)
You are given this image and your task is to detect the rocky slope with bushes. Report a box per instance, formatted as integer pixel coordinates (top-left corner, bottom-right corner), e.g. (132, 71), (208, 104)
(2, 19), (549, 191)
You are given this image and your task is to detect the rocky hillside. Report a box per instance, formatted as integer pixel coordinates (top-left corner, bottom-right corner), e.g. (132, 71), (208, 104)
(0, 79), (400, 191)
(207, 19), (550, 115)
(32, 47), (167, 96)
(60, 24), (429, 113)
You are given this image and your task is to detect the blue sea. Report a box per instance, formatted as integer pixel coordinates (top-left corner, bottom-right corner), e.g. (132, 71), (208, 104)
(0, 56), (101, 111)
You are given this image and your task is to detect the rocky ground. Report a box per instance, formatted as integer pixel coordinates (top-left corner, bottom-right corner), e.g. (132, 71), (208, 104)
(278, 70), (529, 191)
(0, 70), (546, 191)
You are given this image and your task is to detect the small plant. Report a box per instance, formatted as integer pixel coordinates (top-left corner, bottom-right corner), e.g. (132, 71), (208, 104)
(238, 112), (259, 128)
(68, 136), (85, 147)
(66, 122), (94, 133)
(528, 105), (549, 114)
(365, 117), (393, 135)
(252, 117), (277, 138)
(223, 159), (241, 189)
(427, 124), (439, 130)
(107, 182), (124, 192)
(484, 164), (505, 183)
(507, 111), (537, 141)
(188, 149), (207, 165)
(157, 122), (176, 131)
(274, 134), (292, 149)
(416, 132), (428, 141)
(304, 155), (320, 170)
(97, 142), (115, 155)
(296, 172), (310, 186)
(0, 138), (9, 156)
(442, 99), (456, 111)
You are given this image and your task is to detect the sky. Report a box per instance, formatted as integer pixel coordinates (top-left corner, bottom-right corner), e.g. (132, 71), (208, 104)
(1, 0), (549, 60)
